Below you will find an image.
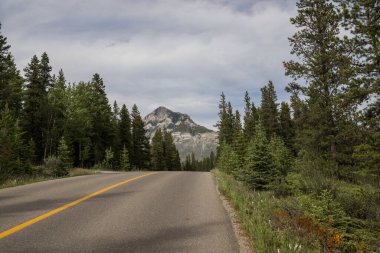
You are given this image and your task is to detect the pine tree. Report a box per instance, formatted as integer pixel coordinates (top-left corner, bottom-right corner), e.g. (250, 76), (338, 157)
(279, 102), (295, 151)
(191, 152), (196, 171)
(217, 142), (239, 175)
(210, 151), (216, 169)
(56, 136), (71, 176)
(174, 150), (181, 171)
(89, 73), (113, 164)
(284, 0), (349, 160)
(64, 82), (92, 167)
(45, 69), (67, 157)
(131, 104), (150, 169)
(216, 92), (228, 145)
(119, 104), (132, 154)
(232, 110), (246, 171)
(268, 136), (292, 177)
(243, 91), (256, 139)
(151, 128), (164, 170)
(260, 81), (279, 139)
(184, 155), (192, 171)
(243, 124), (275, 190)
(338, 0), (379, 109)
(163, 130), (178, 171)
(103, 147), (114, 170)
(111, 101), (121, 169)
(0, 105), (27, 182)
(22, 55), (47, 162)
(0, 24), (23, 117)
(120, 145), (131, 171)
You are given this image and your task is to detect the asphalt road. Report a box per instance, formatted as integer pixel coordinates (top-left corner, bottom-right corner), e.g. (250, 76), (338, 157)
(0, 172), (240, 252)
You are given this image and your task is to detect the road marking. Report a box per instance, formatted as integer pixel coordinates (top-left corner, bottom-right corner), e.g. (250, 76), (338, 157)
(0, 172), (157, 239)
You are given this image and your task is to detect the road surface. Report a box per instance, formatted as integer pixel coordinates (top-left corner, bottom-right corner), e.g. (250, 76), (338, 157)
(0, 172), (240, 252)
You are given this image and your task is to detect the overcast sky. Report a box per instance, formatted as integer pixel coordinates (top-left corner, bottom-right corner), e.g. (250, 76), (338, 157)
(0, 0), (297, 129)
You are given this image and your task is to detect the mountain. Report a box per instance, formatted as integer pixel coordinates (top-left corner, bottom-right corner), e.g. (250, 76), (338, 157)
(144, 106), (218, 161)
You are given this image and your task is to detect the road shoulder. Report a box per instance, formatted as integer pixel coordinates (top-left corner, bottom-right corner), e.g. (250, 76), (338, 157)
(213, 173), (254, 253)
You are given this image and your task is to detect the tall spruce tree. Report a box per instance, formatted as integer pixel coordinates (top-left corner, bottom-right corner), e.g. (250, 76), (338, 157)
(260, 81), (279, 139)
(279, 102), (295, 151)
(216, 92), (228, 145)
(338, 0), (379, 109)
(89, 73), (112, 164)
(243, 123), (275, 190)
(243, 91), (256, 139)
(23, 55), (47, 162)
(232, 110), (246, 171)
(56, 136), (71, 176)
(163, 130), (180, 171)
(0, 105), (28, 182)
(284, 0), (352, 161)
(111, 101), (121, 168)
(0, 24), (23, 117)
(120, 145), (131, 171)
(45, 69), (67, 157)
(151, 128), (164, 170)
(119, 104), (132, 155)
(64, 82), (92, 167)
(131, 104), (150, 169)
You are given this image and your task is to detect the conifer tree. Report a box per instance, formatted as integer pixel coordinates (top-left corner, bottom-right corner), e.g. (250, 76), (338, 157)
(279, 102), (294, 151)
(217, 142), (239, 175)
(120, 145), (131, 171)
(243, 124), (275, 190)
(56, 136), (71, 176)
(0, 105), (26, 182)
(338, 0), (379, 109)
(243, 91), (256, 139)
(232, 110), (246, 170)
(0, 24), (23, 117)
(216, 93), (235, 146)
(163, 130), (178, 171)
(268, 136), (292, 177)
(89, 73), (113, 164)
(284, 0), (349, 160)
(22, 55), (47, 162)
(151, 128), (164, 170)
(46, 69), (67, 157)
(260, 81), (279, 139)
(131, 104), (150, 169)
(103, 147), (114, 170)
(111, 101), (121, 168)
(119, 104), (132, 154)
(64, 82), (92, 167)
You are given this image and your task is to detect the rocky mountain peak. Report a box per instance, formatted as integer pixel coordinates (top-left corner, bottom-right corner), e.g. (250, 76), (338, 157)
(144, 106), (218, 161)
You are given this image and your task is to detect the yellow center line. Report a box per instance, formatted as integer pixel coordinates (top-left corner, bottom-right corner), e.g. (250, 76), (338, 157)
(0, 172), (157, 239)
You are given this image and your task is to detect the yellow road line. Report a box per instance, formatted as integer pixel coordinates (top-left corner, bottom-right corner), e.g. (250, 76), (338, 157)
(0, 172), (157, 239)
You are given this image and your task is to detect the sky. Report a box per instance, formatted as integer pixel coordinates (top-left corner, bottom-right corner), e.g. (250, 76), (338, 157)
(0, 0), (298, 130)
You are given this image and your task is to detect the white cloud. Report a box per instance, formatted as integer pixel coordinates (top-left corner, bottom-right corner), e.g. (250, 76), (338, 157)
(0, 0), (297, 129)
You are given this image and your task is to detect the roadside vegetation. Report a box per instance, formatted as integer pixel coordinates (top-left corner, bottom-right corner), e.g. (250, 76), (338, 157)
(215, 1), (379, 252)
(0, 167), (99, 189)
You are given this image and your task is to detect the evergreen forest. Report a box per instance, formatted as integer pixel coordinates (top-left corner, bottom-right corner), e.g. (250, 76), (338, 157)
(215, 1), (379, 252)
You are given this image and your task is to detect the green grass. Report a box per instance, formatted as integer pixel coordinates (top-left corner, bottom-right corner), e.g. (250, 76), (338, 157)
(214, 169), (313, 253)
(214, 169), (380, 253)
(0, 168), (100, 189)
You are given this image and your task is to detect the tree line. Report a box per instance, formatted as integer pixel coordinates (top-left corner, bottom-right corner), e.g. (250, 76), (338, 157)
(0, 24), (182, 182)
(217, 0), (379, 192)
(182, 151), (216, 172)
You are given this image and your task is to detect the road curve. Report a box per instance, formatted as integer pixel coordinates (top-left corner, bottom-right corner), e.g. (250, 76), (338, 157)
(0, 172), (239, 252)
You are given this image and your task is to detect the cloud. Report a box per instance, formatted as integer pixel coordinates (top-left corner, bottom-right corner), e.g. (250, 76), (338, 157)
(0, 0), (297, 129)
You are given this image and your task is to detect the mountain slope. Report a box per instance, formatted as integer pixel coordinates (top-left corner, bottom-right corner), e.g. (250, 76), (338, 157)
(144, 106), (218, 161)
